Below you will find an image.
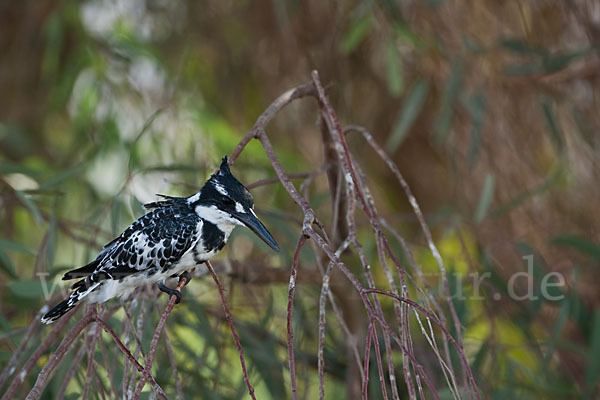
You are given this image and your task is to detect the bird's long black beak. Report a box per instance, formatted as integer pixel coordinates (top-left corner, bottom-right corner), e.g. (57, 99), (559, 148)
(234, 210), (280, 252)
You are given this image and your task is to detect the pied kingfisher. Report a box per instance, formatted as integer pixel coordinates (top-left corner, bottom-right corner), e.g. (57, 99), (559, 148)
(42, 156), (279, 324)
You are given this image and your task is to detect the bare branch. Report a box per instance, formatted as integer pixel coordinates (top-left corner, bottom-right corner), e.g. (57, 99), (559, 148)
(0, 305), (48, 389)
(1, 305), (79, 400)
(25, 311), (94, 400)
(95, 316), (167, 399)
(287, 235), (308, 400)
(205, 260), (256, 400)
(131, 273), (191, 399)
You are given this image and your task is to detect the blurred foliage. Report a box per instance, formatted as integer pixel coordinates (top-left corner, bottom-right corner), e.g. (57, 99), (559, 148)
(1, 0), (600, 398)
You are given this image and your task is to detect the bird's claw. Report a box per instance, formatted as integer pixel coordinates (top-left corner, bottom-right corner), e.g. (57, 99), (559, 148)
(157, 281), (182, 304)
(179, 270), (192, 286)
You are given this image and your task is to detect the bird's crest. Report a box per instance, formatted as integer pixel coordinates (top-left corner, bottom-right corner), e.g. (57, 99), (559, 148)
(218, 155), (231, 176)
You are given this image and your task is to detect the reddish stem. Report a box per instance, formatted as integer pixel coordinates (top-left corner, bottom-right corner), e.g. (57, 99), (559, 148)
(131, 274), (189, 399)
(287, 235), (307, 400)
(362, 322), (373, 399)
(205, 260), (257, 400)
(94, 316), (167, 399)
(25, 311), (94, 400)
(1, 305), (78, 400)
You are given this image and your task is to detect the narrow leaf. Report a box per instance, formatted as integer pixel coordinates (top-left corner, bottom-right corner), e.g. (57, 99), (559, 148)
(341, 16), (372, 54)
(435, 58), (465, 145)
(585, 311), (600, 393)
(475, 173), (495, 223)
(386, 79), (429, 151)
(0, 239), (37, 255)
(385, 42), (403, 96)
(0, 249), (17, 278)
(541, 97), (563, 152)
(463, 89), (487, 166)
(500, 38), (546, 55)
(38, 163), (86, 191)
(494, 168), (561, 217)
(14, 190), (42, 225)
(551, 235), (600, 260)
(8, 279), (48, 298)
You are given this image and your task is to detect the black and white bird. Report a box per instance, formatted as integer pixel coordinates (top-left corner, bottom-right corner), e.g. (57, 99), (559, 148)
(42, 156), (279, 324)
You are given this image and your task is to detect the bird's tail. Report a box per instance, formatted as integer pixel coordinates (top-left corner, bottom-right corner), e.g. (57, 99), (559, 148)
(41, 280), (100, 324)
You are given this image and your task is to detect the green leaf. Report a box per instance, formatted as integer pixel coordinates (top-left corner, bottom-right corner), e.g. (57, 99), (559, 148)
(502, 63), (543, 76)
(494, 168), (561, 217)
(385, 42), (403, 96)
(128, 107), (165, 170)
(475, 173), (495, 223)
(426, 0), (449, 7)
(551, 235), (600, 260)
(463, 89), (486, 166)
(391, 22), (422, 49)
(0, 249), (17, 278)
(111, 197), (122, 237)
(435, 58), (464, 145)
(14, 190), (42, 225)
(185, 298), (217, 349)
(340, 16), (372, 54)
(386, 79), (429, 152)
(572, 109), (594, 146)
(500, 38), (546, 56)
(472, 340), (488, 374)
(463, 36), (485, 53)
(240, 322), (286, 399)
(544, 299), (569, 364)
(585, 311), (600, 393)
(129, 196), (145, 219)
(38, 163), (86, 191)
(0, 238), (37, 256)
(8, 279), (48, 298)
(541, 97), (563, 152)
(46, 211), (57, 270)
(542, 47), (592, 73)
(0, 162), (40, 177)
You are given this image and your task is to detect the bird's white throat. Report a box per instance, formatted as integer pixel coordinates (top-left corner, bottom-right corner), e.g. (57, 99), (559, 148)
(194, 204), (239, 234)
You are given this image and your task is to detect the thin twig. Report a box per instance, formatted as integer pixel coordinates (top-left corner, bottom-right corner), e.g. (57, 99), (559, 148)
(287, 235), (308, 400)
(229, 83), (316, 164)
(247, 171), (317, 189)
(56, 340), (87, 399)
(94, 316), (167, 399)
(304, 226), (442, 399)
(205, 260), (256, 400)
(97, 330), (120, 398)
(25, 311), (95, 400)
(131, 274), (190, 399)
(1, 305), (79, 400)
(345, 124), (478, 398)
(362, 322), (374, 400)
(164, 330), (184, 400)
(317, 261), (331, 400)
(364, 289), (480, 399)
(0, 305), (48, 389)
(82, 306), (102, 400)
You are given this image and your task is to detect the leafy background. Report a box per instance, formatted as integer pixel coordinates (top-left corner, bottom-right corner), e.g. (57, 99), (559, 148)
(1, 0), (600, 398)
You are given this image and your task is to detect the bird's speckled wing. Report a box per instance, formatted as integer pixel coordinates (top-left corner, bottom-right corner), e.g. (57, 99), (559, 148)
(66, 199), (202, 287)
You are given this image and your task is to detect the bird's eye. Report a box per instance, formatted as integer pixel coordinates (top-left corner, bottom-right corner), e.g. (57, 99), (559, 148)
(223, 197), (235, 206)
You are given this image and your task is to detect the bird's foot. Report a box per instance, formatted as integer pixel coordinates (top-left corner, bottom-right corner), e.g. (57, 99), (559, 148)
(179, 270), (192, 286)
(157, 281), (182, 304)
